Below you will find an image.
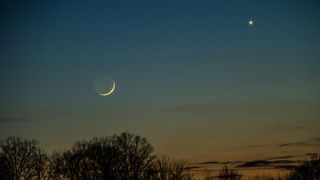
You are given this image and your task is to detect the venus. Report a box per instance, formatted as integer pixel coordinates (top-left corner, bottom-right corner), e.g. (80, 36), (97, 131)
(248, 18), (255, 26)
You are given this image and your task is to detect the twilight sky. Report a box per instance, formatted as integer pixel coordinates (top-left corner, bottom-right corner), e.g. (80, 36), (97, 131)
(1, 0), (320, 162)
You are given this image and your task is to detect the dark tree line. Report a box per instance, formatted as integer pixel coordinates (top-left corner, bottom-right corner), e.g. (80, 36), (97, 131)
(0, 132), (192, 180)
(1, 132), (319, 180)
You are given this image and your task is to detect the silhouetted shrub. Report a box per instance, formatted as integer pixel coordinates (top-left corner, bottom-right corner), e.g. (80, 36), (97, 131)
(250, 174), (285, 180)
(153, 155), (193, 180)
(218, 165), (242, 180)
(286, 155), (320, 180)
(202, 169), (214, 180)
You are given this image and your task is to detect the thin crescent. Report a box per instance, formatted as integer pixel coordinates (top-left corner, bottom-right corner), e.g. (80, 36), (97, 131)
(98, 81), (115, 96)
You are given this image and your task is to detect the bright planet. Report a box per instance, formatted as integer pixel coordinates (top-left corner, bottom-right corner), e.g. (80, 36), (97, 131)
(248, 18), (255, 26)
(93, 74), (116, 96)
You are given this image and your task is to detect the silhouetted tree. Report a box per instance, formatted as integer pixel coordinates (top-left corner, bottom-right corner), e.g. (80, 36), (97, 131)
(88, 132), (155, 180)
(0, 154), (12, 179)
(45, 152), (64, 180)
(56, 141), (100, 180)
(169, 159), (191, 180)
(33, 149), (48, 180)
(155, 156), (172, 179)
(50, 132), (154, 180)
(0, 136), (47, 180)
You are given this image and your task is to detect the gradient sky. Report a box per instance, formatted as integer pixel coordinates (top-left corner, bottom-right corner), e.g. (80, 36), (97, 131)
(1, 0), (320, 163)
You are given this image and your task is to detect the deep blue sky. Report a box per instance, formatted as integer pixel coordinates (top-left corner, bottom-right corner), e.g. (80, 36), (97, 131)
(1, 0), (320, 160)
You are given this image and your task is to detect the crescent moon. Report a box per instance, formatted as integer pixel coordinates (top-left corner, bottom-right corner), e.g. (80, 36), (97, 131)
(98, 81), (116, 96)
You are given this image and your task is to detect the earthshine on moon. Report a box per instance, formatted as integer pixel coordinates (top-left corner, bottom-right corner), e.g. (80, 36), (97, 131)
(99, 81), (115, 96)
(93, 74), (116, 96)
